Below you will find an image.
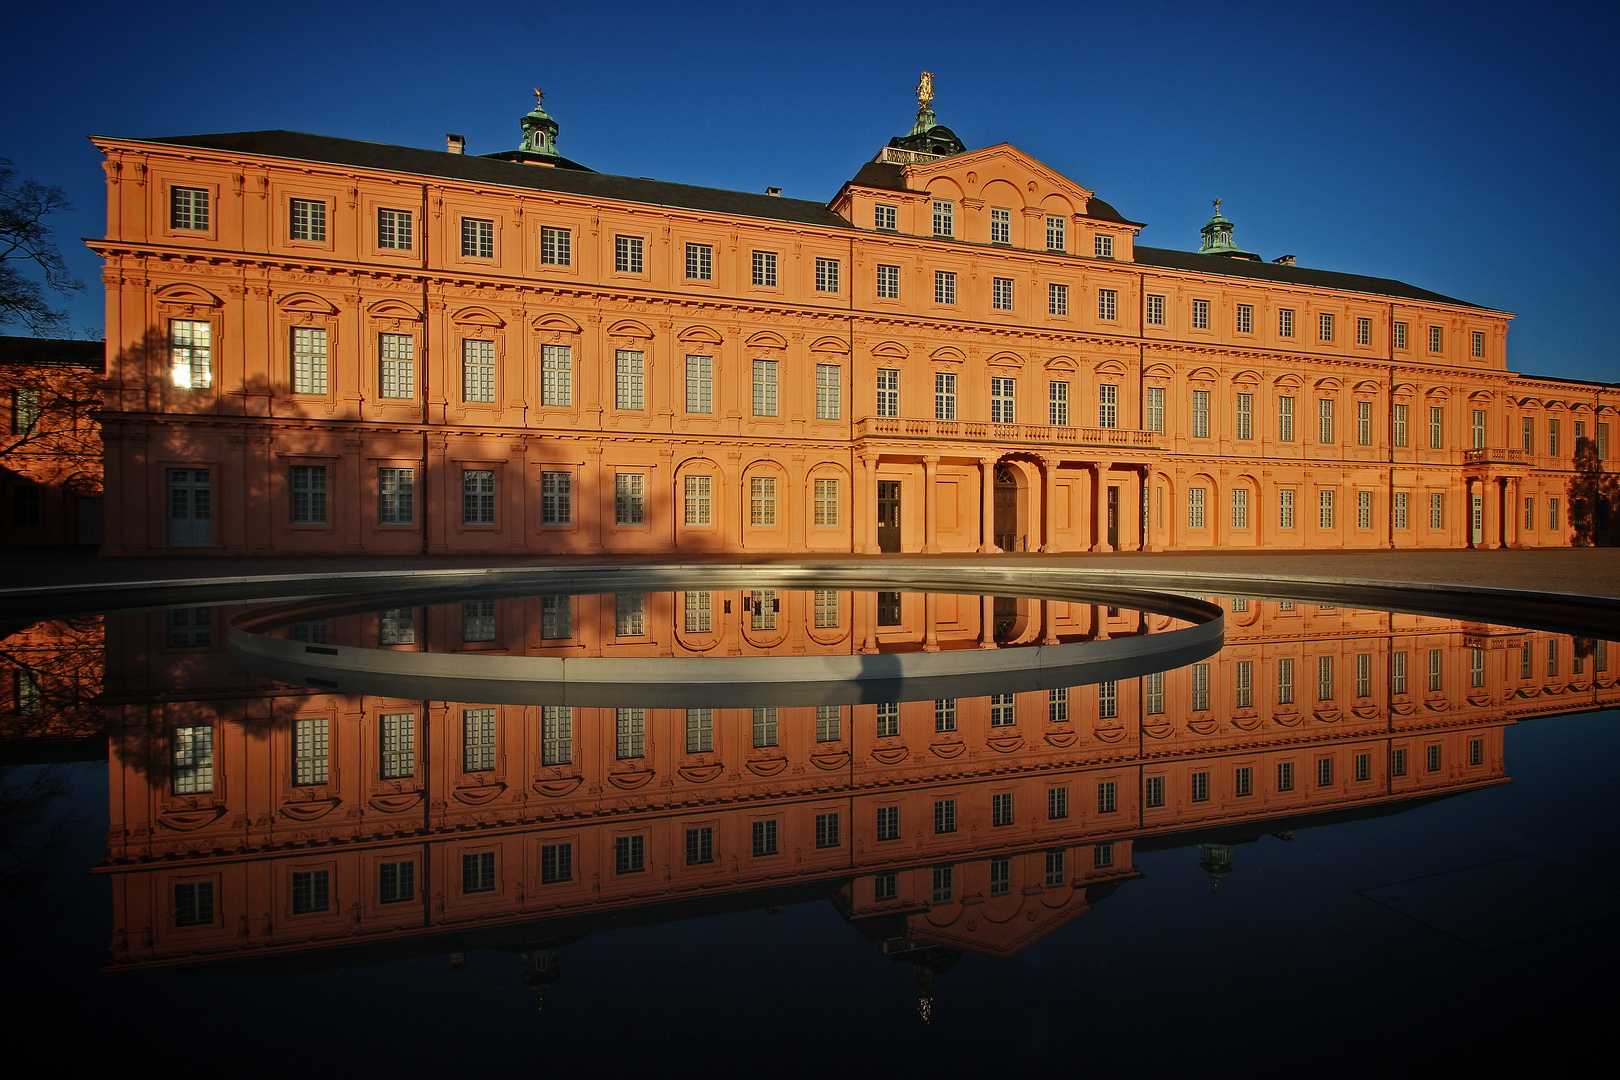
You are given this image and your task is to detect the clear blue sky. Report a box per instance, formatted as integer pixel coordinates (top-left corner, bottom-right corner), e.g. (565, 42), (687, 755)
(5, 0), (1616, 383)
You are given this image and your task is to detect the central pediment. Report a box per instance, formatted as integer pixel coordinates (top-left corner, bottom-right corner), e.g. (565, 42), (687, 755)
(901, 142), (1099, 217)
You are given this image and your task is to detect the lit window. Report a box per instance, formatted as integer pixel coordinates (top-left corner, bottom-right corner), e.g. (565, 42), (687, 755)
(751, 250), (778, 287)
(171, 187), (209, 230)
(294, 717), (328, 785)
(615, 474), (645, 525)
(377, 208), (412, 249)
(540, 226), (571, 266)
(169, 319), (212, 390)
(815, 257), (840, 292)
(290, 198), (325, 241)
(379, 333), (414, 399)
(172, 725), (214, 794)
(615, 235), (644, 273)
(462, 469), (495, 525)
(462, 338), (495, 403)
(379, 468), (414, 524)
(685, 242), (712, 280)
(460, 217), (494, 259)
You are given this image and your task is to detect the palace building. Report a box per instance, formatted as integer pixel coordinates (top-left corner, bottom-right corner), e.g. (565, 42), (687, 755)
(87, 84), (1619, 556)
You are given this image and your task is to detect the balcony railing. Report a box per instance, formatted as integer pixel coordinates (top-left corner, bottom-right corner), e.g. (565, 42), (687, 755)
(876, 146), (945, 166)
(1463, 447), (1527, 465)
(856, 416), (1160, 449)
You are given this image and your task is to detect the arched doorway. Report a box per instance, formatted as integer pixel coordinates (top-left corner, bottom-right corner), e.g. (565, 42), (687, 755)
(994, 465), (1022, 551)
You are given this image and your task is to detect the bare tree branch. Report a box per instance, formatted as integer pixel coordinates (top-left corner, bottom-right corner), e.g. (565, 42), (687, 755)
(0, 158), (85, 337)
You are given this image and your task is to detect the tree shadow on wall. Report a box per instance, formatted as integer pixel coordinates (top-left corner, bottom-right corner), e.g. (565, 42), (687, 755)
(1569, 438), (1620, 547)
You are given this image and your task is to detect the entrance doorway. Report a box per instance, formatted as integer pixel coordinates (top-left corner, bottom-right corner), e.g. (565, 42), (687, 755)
(877, 481), (901, 553)
(1107, 486), (1120, 549)
(1470, 493), (1484, 546)
(168, 468), (212, 547)
(994, 465), (1019, 551)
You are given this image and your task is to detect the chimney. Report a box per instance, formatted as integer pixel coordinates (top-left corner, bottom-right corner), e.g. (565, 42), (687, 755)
(765, 187), (781, 197)
(1272, 254), (1295, 266)
(446, 133), (466, 155)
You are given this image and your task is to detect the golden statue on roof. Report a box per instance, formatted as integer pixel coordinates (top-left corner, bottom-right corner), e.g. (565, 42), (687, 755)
(917, 72), (934, 109)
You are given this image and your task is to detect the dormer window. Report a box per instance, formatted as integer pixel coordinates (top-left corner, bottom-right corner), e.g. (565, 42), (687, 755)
(874, 204), (897, 230)
(1094, 234), (1113, 258)
(990, 208), (1010, 244)
(1046, 216), (1066, 252)
(932, 200), (954, 238)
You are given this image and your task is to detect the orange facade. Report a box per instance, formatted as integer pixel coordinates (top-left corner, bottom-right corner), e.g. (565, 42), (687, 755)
(82, 592), (1616, 972)
(87, 98), (1620, 556)
(1, 336), (104, 546)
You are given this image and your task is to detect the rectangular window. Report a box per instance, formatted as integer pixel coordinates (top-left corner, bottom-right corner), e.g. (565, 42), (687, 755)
(1193, 390), (1210, 438)
(1278, 308), (1295, 337)
(540, 344), (572, 406)
(380, 860), (415, 902)
(377, 208), (412, 249)
(1235, 303), (1253, 334)
(876, 264), (900, 299)
(683, 707), (714, 754)
(752, 359), (778, 417)
(876, 805), (900, 841)
(815, 812), (841, 849)
(1394, 321), (1408, 350)
(614, 835), (645, 874)
(683, 592), (712, 634)
(1395, 404), (1409, 446)
(814, 590), (840, 628)
(684, 241), (713, 280)
(462, 338), (495, 403)
(1318, 655), (1335, 701)
(1144, 671), (1165, 714)
(877, 369), (899, 417)
(1430, 492), (1444, 529)
(1049, 786), (1070, 819)
(540, 226), (571, 266)
(1092, 843), (1115, 869)
(378, 468), (414, 525)
(1097, 780), (1117, 814)
(460, 217), (494, 259)
(461, 469), (495, 525)
(813, 478), (839, 527)
(379, 333), (414, 398)
(990, 692), (1015, 727)
(294, 717), (328, 785)
(1317, 757), (1334, 787)
(1235, 659), (1253, 707)
(992, 277), (1014, 311)
(1279, 488), (1296, 529)
(815, 257), (840, 292)
(934, 698), (957, 732)
(171, 186), (209, 230)
(1045, 851), (1066, 887)
(1145, 294), (1165, 326)
(1236, 392), (1253, 440)
(290, 465), (327, 524)
(169, 319), (212, 389)
(377, 712), (416, 778)
(681, 354), (713, 414)
(752, 707), (778, 748)
(932, 866), (955, 904)
(1093, 383), (1113, 428)
(1549, 497), (1561, 529)
(1188, 487), (1206, 530)
(1357, 490), (1372, 529)
(540, 595), (572, 640)
(1049, 686), (1069, 723)
(935, 372), (957, 420)
(541, 706), (573, 765)
(1472, 409), (1487, 449)
(991, 377), (1016, 424)
(873, 872), (898, 900)
(1192, 299), (1209, 329)
(1548, 638), (1559, 677)
(615, 350), (645, 410)
(291, 327), (328, 395)
(615, 473), (645, 525)
(876, 700), (899, 736)
(750, 477), (777, 526)
(290, 198), (325, 241)
(462, 707), (496, 772)
(1357, 316), (1373, 346)
(874, 204), (897, 230)
(1320, 489), (1335, 529)
(1319, 312), (1335, 342)
(1278, 657), (1295, 704)
(935, 271), (957, 305)
(615, 593), (646, 638)
(1523, 416), (1535, 453)
(1469, 738), (1484, 766)
(1277, 761), (1295, 792)
(615, 235), (644, 273)
(541, 843), (572, 884)
(1549, 419), (1560, 457)
(1235, 766), (1253, 797)
(933, 200), (954, 237)
(1357, 400), (1372, 445)
(1429, 325), (1444, 353)
(1429, 648), (1444, 691)
(751, 250), (778, 287)
(992, 792), (1014, 827)
(1350, 752), (1370, 782)
(378, 608), (413, 645)
(1144, 775), (1165, 808)
(1470, 647), (1486, 688)
(1098, 288), (1118, 320)
(1318, 398), (1334, 444)
(1426, 745), (1442, 772)
(1049, 283), (1068, 316)
(539, 471), (572, 525)
(1094, 231), (1113, 257)
(1525, 496), (1535, 531)
(1192, 662), (1210, 711)
(1355, 652), (1372, 698)
(1046, 215), (1067, 251)
(1393, 748), (1408, 776)
(934, 799), (958, 834)
(175, 881), (214, 927)
(1278, 396), (1295, 442)
(615, 708), (645, 759)
(990, 206), (1010, 244)
(685, 827), (714, 866)
(1099, 680), (1118, 719)
(172, 725), (214, 794)
(1191, 771), (1210, 802)
(1391, 651), (1408, 695)
(1472, 330), (1485, 358)
(1146, 387), (1164, 432)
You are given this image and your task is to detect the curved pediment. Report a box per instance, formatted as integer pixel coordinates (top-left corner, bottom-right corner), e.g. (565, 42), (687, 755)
(153, 282), (223, 307)
(366, 298), (422, 321)
(1314, 376), (1344, 391)
(902, 143), (1098, 216)
(451, 305), (504, 328)
(930, 345), (966, 364)
(1353, 379), (1383, 394)
(1045, 355), (1078, 373)
(1093, 358), (1129, 377)
(810, 335), (850, 354)
(1187, 366), (1220, 382)
(1143, 362), (1176, 379)
(870, 340), (909, 360)
(745, 330), (789, 351)
(985, 350), (1025, 370)
(1231, 368), (1262, 385)
(606, 318), (654, 339)
(274, 290), (338, 314)
(532, 312), (581, 333)
(678, 324), (724, 345)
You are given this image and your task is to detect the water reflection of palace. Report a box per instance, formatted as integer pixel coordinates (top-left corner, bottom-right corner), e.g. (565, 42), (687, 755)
(7, 597), (1614, 979)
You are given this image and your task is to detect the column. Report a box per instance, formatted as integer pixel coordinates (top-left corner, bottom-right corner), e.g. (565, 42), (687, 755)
(1093, 604), (1111, 641)
(922, 455), (941, 553)
(1041, 599), (1060, 645)
(584, 445), (604, 553)
(980, 594), (996, 648)
(980, 457), (999, 553)
(1092, 461), (1114, 552)
(860, 454), (879, 554)
(1042, 456), (1061, 553)
(923, 592), (940, 652)
(1483, 475), (1501, 550)
(1140, 467), (1155, 552)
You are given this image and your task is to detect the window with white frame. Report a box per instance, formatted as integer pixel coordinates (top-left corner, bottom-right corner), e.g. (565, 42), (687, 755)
(935, 270), (956, 304)
(290, 465), (327, 524)
(377, 208), (412, 249)
(171, 186), (209, 230)
(752, 360), (778, 416)
(813, 363), (840, 420)
(1144, 671), (1163, 714)
(1278, 308), (1295, 337)
(1098, 288), (1118, 320)
(817, 705), (842, 742)
(992, 277), (1013, 310)
(874, 204), (897, 230)
(1146, 386), (1164, 432)
(1429, 492), (1444, 529)
(1097, 383), (1116, 428)
(1472, 330), (1485, 358)
(1236, 303), (1253, 334)
(814, 590), (840, 628)
(1050, 380), (1070, 427)
(1192, 299), (1210, 329)
(1357, 317), (1372, 346)
(1357, 490), (1372, 529)
(752, 707), (778, 748)
(991, 377), (1015, 423)
(992, 793), (1014, 827)
(877, 368), (898, 417)
(1356, 653), (1373, 697)
(1390, 651), (1408, 695)
(1394, 490), (1409, 529)
(1046, 215), (1066, 251)
(170, 319), (211, 390)
(814, 478), (839, 526)
(540, 471), (571, 525)
(381, 713), (415, 778)
(751, 250), (778, 287)
(461, 217), (494, 259)
(1357, 399), (1372, 445)
(1145, 294), (1165, 326)
(1549, 497), (1561, 529)
(541, 344), (571, 406)
(678, 474), (709, 527)
(294, 717), (328, 785)
(1049, 282), (1068, 315)
(462, 470), (495, 524)
(616, 473), (645, 525)
(614, 834), (645, 872)
(379, 333), (414, 398)
(685, 242), (712, 280)
(1235, 660), (1253, 708)
(816, 813), (841, 849)
(932, 200), (954, 237)
(172, 725), (214, 794)
(1188, 487), (1206, 529)
(1317, 398), (1334, 444)
(989, 206), (1010, 244)
(1394, 403), (1409, 446)
(379, 468), (414, 524)
(541, 706), (573, 764)
(379, 607), (414, 645)
(540, 595), (572, 639)
(1394, 321), (1408, 350)
(678, 354), (710, 414)
(990, 692), (1015, 726)
(684, 706), (712, 751)
(1231, 487), (1249, 529)
(1094, 232), (1113, 257)
(291, 327), (328, 395)
(814, 256), (840, 292)
(1429, 406), (1444, 449)
(1318, 656), (1334, 701)
(1319, 313), (1335, 341)
(1279, 488), (1296, 529)
(1319, 489), (1335, 528)
(462, 600), (496, 641)
(935, 372), (956, 420)
(463, 338), (495, 403)
(1523, 416), (1535, 452)
(615, 594), (646, 638)
(1193, 389), (1210, 438)
(1428, 325), (1443, 353)
(1278, 395), (1295, 441)
(1235, 392), (1253, 440)
(1277, 658), (1294, 705)
(876, 264), (900, 299)
(615, 235), (644, 273)
(750, 477), (778, 526)
(615, 350), (644, 409)
(540, 226), (571, 266)
(290, 198), (325, 241)
(1471, 409), (1486, 449)
(616, 708), (645, 758)
(1049, 687), (1068, 723)
(877, 701), (900, 737)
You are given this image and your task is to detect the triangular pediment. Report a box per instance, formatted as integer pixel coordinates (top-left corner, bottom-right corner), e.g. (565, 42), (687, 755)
(900, 143), (1097, 218)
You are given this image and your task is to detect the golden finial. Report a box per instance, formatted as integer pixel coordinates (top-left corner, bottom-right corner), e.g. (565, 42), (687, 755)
(917, 72), (935, 109)
(533, 87), (546, 107)
(1213, 197), (1222, 213)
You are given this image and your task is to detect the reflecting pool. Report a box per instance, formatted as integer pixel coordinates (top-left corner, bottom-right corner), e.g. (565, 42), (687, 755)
(2, 580), (1617, 1071)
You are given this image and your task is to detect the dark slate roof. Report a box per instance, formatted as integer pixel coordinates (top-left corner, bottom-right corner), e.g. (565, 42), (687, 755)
(1083, 196), (1134, 225)
(0, 336), (104, 370)
(123, 130), (855, 231)
(1134, 245), (1497, 311)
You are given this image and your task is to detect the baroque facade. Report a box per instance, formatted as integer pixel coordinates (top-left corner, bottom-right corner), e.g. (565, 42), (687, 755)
(88, 89), (1619, 556)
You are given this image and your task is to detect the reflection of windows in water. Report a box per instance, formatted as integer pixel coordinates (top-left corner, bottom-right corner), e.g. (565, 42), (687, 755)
(752, 707), (778, 748)
(615, 593), (645, 637)
(749, 590), (778, 631)
(1048, 687), (1068, 723)
(994, 594), (1017, 638)
(541, 706), (572, 765)
(290, 620), (327, 644)
(462, 708), (495, 772)
(876, 701), (899, 737)
(877, 591), (902, 626)
(991, 792), (1013, 826)
(934, 798), (957, 834)
(380, 860), (414, 901)
(1045, 851), (1065, 886)
(685, 708), (712, 754)
(540, 595), (572, 640)
(813, 589), (839, 628)
(1277, 761), (1295, 791)
(462, 601), (495, 642)
(463, 851), (496, 892)
(751, 819), (779, 857)
(615, 708), (645, 759)
(815, 812), (841, 848)
(1392, 748), (1407, 776)
(1355, 752), (1371, 781)
(931, 866), (954, 903)
(1098, 681), (1118, 719)
(876, 805), (900, 841)
(1094, 843), (1115, 869)
(1234, 766), (1253, 796)
(815, 706), (841, 742)
(614, 835), (645, 874)
(874, 871), (898, 900)
(380, 713), (415, 778)
(1049, 786), (1069, 819)
(934, 698), (957, 732)
(685, 828), (714, 866)
(541, 844), (572, 883)
(1144, 671), (1164, 715)
(1144, 775), (1165, 808)
(990, 693), (1016, 726)
(989, 857), (1011, 895)
(168, 607), (213, 647)
(378, 608), (414, 645)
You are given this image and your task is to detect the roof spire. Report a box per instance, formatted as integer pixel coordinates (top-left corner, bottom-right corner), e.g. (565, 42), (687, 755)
(885, 71), (966, 161)
(481, 86), (591, 170)
(1198, 198), (1260, 260)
